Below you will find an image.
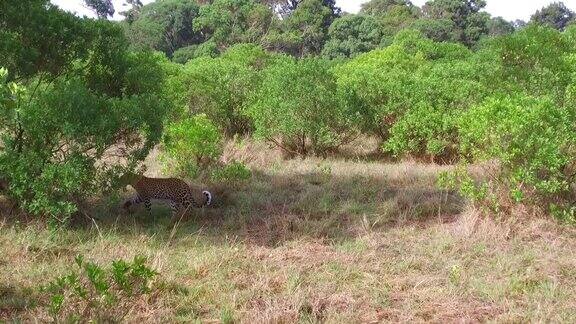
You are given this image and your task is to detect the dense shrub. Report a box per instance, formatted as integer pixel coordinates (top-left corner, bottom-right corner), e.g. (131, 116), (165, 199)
(453, 94), (576, 213)
(336, 30), (489, 161)
(172, 42), (220, 64)
(489, 25), (575, 102)
(248, 57), (357, 157)
(433, 25), (576, 216)
(161, 114), (223, 177)
(335, 42), (424, 141)
(384, 102), (460, 162)
(210, 161), (252, 182)
(384, 47), (490, 162)
(172, 45), (198, 64)
(0, 8), (172, 221)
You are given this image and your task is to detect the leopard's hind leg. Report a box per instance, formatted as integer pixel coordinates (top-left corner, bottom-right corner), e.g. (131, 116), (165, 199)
(169, 200), (186, 225)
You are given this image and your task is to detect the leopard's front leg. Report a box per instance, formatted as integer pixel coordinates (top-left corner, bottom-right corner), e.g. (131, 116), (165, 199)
(123, 195), (143, 213)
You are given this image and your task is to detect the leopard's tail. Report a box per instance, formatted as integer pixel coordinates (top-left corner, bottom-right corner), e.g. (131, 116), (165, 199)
(202, 191), (212, 206)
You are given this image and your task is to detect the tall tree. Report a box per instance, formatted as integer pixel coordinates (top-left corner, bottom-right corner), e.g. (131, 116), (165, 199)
(360, 0), (418, 16)
(487, 17), (514, 36)
(84, 0), (115, 19)
(322, 14), (383, 58)
(416, 0), (489, 47)
(410, 18), (459, 43)
(120, 0), (144, 24)
(194, 0), (273, 50)
(360, 0), (420, 44)
(531, 2), (575, 31)
(265, 0), (337, 56)
(270, 0), (340, 17)
(512, 19), (527, 29)
(124, 0), (202, 57)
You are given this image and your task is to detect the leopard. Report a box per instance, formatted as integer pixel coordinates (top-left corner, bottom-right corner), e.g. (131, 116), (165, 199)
(121, 173), (212, 218)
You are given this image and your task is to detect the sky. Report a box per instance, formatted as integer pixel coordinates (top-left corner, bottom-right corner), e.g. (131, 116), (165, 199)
(51, 0), (576, 22)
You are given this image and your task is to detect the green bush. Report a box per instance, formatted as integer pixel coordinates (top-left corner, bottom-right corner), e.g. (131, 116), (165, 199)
(172, 45), (199, 64)
(490, 25), (575, 103)
(0, 3), (173, 221)
(194, 41), (220, 58)
(384, 48), (489, 162)
(42, 255), (158, 322)
(0, 69), (167, 220)
(162, 114), (223, 177)
(173, 44), (270, 136)
(248, 57), (357, 157)
(172, 42), (220, 64)
(384, 102), (459, 162)
(210, 161), (252, 182)
(337, 30), (488, 161)
(335, 42), (423, 142)
(455, 94), (575, 212)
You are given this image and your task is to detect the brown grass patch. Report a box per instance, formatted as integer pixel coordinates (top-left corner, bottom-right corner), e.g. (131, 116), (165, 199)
(2, 143), (576, 322)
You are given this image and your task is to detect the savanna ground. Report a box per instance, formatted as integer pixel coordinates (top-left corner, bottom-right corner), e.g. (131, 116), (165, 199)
(2, 139), (576, 323)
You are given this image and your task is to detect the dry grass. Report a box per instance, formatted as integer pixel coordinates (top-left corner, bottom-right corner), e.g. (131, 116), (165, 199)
(2, 141), (576, 322)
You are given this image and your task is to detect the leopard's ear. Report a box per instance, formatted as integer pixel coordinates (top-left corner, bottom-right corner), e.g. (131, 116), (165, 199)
(202, 191), (212, 206)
